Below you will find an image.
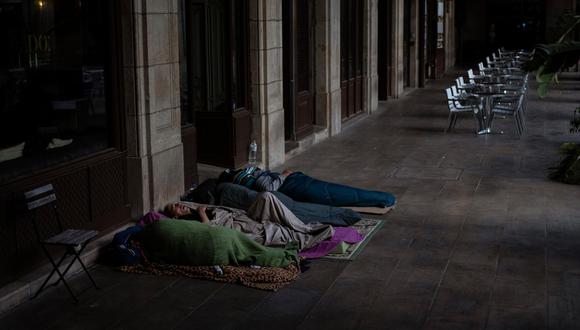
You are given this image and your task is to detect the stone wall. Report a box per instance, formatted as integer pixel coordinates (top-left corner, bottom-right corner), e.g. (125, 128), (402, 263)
(364, 0), (379, 114)
(392, 0), (405, 97)
(315, 0), (342, 136)
(123, 0), (184, 217)
(249, 0), (285, 169)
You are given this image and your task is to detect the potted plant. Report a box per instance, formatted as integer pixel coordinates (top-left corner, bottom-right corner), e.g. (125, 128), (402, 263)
(524, 15), (580, 184)
(523, 15), (580, 98)
(548, 142), (580, 184)
(571, 107), (580, 134)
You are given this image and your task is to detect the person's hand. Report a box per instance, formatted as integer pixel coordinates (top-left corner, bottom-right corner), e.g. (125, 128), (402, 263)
(282, 169), (294, 176)
(197, 205), (210, 224)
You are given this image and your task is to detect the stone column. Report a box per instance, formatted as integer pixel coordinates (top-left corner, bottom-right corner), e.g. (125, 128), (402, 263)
(445, 0), (456, 71)
(124, 0), (184, 217)
(409, 0), (420, 88)
(249, 0), (285, 169)
(392, 0), (405, 97)
(364, 0), (379, 114)
(315, 0), (342, 136)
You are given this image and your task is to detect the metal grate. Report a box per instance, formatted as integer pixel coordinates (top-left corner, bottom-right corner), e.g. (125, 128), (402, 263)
(54, 170), (91, 229)
(90, 157), (125, 218)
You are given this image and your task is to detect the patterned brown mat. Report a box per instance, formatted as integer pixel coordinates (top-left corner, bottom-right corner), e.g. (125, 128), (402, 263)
(119, 262), (300, 291)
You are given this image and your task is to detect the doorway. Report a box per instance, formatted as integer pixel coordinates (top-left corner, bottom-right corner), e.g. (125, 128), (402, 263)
(378, 0), (393, 100)
(340, 0), (364, 120)
(180, 0), (251, 169)
(283, 0), (315, 141)
(403, 0), (412, 88)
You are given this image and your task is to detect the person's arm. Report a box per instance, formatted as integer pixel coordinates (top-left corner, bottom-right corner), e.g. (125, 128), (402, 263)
(197, 206), (210, 224)
(255, 171), (287, 191)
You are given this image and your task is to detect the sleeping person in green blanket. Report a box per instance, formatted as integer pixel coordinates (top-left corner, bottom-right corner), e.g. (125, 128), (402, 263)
(138, 219), (299, 268)
(164, 192), (334, 251)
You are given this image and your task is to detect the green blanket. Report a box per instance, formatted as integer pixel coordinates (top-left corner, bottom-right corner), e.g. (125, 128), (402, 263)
(138, 220), (298, 267)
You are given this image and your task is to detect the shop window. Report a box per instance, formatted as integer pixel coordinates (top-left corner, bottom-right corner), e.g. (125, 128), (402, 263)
(0, 0), (111, 183)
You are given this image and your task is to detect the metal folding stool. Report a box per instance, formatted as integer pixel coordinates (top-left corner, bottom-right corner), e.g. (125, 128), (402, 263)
(25, 184), (99, 303)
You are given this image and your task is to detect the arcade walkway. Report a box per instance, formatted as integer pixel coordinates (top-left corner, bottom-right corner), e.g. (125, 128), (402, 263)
(1, 70), (580, 329)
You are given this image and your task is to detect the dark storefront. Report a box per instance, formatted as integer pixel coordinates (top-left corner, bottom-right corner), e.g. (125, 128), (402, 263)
(0, 0), (130, 286)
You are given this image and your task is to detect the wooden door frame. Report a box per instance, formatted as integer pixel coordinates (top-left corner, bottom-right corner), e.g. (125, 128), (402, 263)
(182, 0), (252, 168)
(283, 0), (315, 141)
(283, 0), (296, 141)
(403, 0), (412, 88)
(378, 0), (393, 100)
(426, 0), (437, 79)
(418, 0), (426, 87)
(340, 0), (364, 121)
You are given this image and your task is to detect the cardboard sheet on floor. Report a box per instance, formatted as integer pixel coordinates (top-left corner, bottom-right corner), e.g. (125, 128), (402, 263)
(342, 205), (395, 215)
(322, 218), (384, 260)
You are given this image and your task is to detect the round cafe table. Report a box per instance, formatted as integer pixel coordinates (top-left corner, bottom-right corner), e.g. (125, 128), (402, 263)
(470, 84), (515, 135)
(451, 92), (486, 133)
(473, 76), (510, 85)
(456, 83), (479, 92)
(489, 59), (512, 67)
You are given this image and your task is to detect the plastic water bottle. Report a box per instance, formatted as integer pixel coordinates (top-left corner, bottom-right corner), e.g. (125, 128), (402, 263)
(213, 265), (224, 275)
(248, 140), (257, 166)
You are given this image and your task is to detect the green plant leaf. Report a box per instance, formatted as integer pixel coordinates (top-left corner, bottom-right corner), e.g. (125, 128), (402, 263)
(537, 82), (549, 98)
(524, 41), (580, 74)
(534, 66), (558, 98)
(549, 143), (580, 185)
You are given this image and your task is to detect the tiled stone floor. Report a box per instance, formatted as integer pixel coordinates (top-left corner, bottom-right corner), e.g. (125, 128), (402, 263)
(1, 71), (580, 329)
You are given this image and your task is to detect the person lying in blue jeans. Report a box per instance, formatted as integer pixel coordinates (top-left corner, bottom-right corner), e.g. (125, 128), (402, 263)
(218, 167), (396, 208)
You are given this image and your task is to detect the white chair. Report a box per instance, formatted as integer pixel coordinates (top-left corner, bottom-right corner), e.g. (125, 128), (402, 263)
(467, 69), (476, 83)
(451, 85), (460, 97)
(455, 76), (477, 94)
(496, 74), (529, 114)
(498, 47), (513, 58)
(489, 93), (526, 138)
(444, 87), (481, 134)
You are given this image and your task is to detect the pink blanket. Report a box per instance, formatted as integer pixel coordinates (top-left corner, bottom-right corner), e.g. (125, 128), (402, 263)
(137, 211), (167, 226)
(299, 227), (363, 259)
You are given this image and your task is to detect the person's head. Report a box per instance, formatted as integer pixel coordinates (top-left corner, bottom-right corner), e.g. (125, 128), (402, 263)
(218, 168), (235, 183)
(163, 202), (191, 218)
